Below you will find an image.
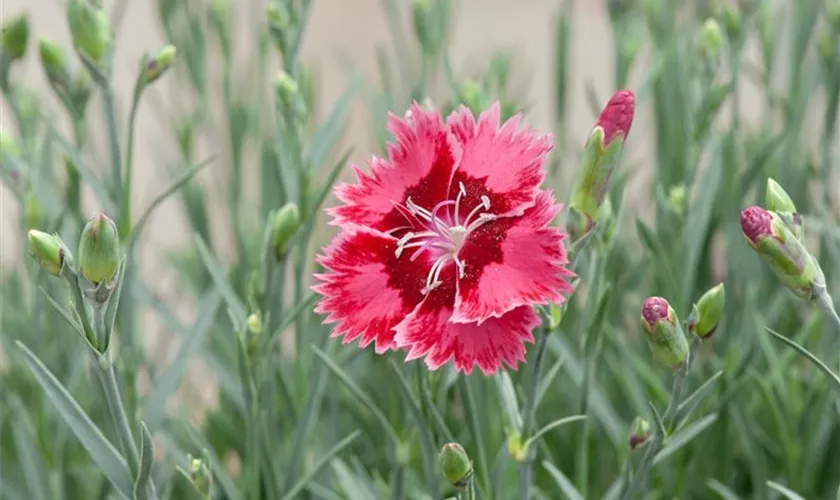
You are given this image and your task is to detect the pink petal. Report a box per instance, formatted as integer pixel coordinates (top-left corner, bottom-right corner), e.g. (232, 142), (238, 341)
(393, 265), (541, 375)
(328, 102), (460, 231)
(446, 102), (552, 217)
(451, 190), (575, 324)
(313, 226), (428, 353)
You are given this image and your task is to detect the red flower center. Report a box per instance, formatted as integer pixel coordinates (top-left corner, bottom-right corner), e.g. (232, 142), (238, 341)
(392, 181), (499, 295)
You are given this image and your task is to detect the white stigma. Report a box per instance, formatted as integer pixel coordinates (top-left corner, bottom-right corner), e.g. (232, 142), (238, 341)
(394, 182), (497, 295)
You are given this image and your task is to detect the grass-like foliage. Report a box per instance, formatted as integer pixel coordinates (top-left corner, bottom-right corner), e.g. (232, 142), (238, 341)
(2, 0), (840, 499)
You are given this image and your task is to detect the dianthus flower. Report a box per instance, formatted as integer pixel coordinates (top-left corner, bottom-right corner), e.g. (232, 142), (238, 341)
(313, 102), (574, 374)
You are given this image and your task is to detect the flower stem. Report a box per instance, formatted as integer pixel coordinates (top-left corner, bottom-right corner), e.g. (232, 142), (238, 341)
(118, 77), (144, 239)
(619, 336), (699, 500)
(102, 84), (123, 201)
(519, 327), (551, 500)
(814, 284), (840, 334)
(94, 355), (140, 475)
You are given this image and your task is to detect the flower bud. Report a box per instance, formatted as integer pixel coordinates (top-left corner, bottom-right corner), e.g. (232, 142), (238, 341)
(272, 202), (301, 259)
(141, 45), (176, 85)
(28, 230), (73, 276)
(247, 313), (262, 335)
(641, 296), (689, 367)
(668, 184), (686, 218)
(765, 178), (803, 240)
(39, 39), (72, 92)
(460, 79), (488, 115)
(188, 454), (212, 496)
(0, 130), (19, 162)
(697, 18), (723, 65)
(740, 206), (823, 300)
(567, 90), (635, 240)
(438, 443), (472, 488)
(70, 67), (94, 116)
(67, 0), (112, 65)
(274, 70), (299, 105)
(23, 188), (42, 230)
(1, 13), (30, 61)
(78, 213), (121, 284)
(817, 27), (837, 69)
(716, 2), (742, 42)
(628, 416), (652, 450)
(829, 1), (840, 32)
(688, 283), (725, 338)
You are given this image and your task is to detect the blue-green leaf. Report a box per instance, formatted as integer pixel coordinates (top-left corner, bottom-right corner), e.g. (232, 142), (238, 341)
(16, 342), (134, 499)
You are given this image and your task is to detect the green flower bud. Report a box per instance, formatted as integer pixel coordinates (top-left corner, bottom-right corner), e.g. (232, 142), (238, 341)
(39, 39), (72, 92)
(274, 70), (299, 106)
(78, 212), (121, 284)
(67, 0), (112, 65)
(641, 296), (689, 367)
(460, 79), (488, 115)
(0, 130), (19, 161)
(829, 1), (840, 32)
(28, 230), (73, 276)
(697, 18), (723, 64)
(70, 67), (94, 116)
(741, 206), (823, 300)
(567, 90), (635, 242)
(272, 202), (301, 259)
(817, 27), (838, 69)
(629, 416), (651, 450)
(1, 13), (30, 60)
(717, 3), (742, 42)
(188, 454), (213, 496)
(247, 313), (262, 335)
(688, 283), (725, 338)
(142, 45), (176, 85)
(765, 178), (796, 214)
(668, 184), (686, 218)
(438, 443), (472, 488)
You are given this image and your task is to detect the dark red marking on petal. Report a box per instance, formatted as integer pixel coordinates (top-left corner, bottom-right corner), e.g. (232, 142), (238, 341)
(313, 226), (430, 353)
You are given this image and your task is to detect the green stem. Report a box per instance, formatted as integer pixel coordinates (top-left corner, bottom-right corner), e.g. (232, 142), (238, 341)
(814, 285), (840, 334)
(94, 355), (139, 474)
(118, 78), (144, 239)
(102, 84), (123, 201)
(519, 327), (551, 500)
(619, 336), (699, 500)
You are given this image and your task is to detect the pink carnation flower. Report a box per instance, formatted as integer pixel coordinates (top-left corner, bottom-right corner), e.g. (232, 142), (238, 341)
(313, 102), (575, 375)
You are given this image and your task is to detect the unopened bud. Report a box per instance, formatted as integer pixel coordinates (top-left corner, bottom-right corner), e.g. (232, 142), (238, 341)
(39, 39), (71, 92)
(78, 213), (121, 284)
(765, 178), (796, 214)
(817, 27), (838, 68)
(567, 90), (635, 240)
(697, 18), (723, 65)
(717, 3), (742, 42)
(641, 296), (689, 367)
(23, 189), (42, 230)
(829, 1), (840, 32)
(70, 68), (94, 116)
(188, 455), (212, 495)
(688, 283), (725, 338)
(668, 184), (686, 218)
(142, 45), (176, 85)
(438, 443), (472, 488)
(247, 313), (262, 335)
(28, 230), (73, 276)
(740, 206), (823, 300)
(460, 79), (488, 115)
(0, 130), (19, 162)
(67, 0), (112, 65)
(274, 70), (299, 105)
(1, 13), (30, 61)
(272, 202), (301, 259)
(629, 416), (652, 450)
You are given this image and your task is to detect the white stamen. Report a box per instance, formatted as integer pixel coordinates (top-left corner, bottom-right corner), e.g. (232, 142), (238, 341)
(394, 188), (498, 295)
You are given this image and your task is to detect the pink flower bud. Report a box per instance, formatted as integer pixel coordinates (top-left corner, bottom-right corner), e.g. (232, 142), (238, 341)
(595, 90), (635, 146)
(740, 205), (773, 246)
(641, 296), (671, 333)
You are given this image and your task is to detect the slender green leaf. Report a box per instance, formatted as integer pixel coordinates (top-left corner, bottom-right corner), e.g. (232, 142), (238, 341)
(16, 342), (134, 499)
(193, 234), (247, 325)
(766, 481), (807, 500)
(312, 346), (399, 443)
(542, 461), (584, 500)
(127, 155), (215, 250)
(143, 289), (222, 430)
(305, 75), (360, 170)
(707, 479), (742, 500)
(676, 370), (724, 423)
(280, 431), (361, 500)
(10, 397), (50, 500)
(654, 413), (719, 465)
(133, 422), (154, 500)
(766, 327), (840, 391)
(525, 415), (587, 448)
